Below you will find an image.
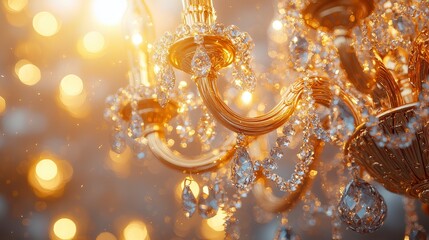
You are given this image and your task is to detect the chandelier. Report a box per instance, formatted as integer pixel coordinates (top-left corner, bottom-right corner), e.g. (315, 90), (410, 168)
(105, 0), (429, 239)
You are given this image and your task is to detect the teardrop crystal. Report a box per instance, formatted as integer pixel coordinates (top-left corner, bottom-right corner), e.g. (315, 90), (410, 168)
(198, 186), (218, 219)
(409, 227), (427, 240)
(275, 226), (300, 240)
(159, 65), (176, 91)
(191, 45), (212, 77)
(182, 182), (197, 218)
(231, 147), (255, 190)
(338, 178), (387, 233)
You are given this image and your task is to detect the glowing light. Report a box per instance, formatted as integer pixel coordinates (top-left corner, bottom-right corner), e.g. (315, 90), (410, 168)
(272, 20), (283, 30)
(0, 96), (5, 115)
(60, 74), (83, 96)
(92, 0), (127, 26)
(83, 31), (105, 54)
(32, 11), (59, 37)
(53, 218), (77, 240)
(96, 232), (117, 240)
(123, 220), (148, 240)
(5, 0), (28, 12)
(179, 177), (199, 198)
(131, 33), (143, 46)
(17, 62), (41, 86)
(240, 91), (253, 105)
(207, 209), (227, 231)
(35, 159), (58, 181)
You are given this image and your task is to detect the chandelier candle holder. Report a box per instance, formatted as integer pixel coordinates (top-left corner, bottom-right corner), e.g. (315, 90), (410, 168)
(105, 0), (429, 239)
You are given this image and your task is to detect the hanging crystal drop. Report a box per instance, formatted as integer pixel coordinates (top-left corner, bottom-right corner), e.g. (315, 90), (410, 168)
(128, 113), (143, 139)
(156, 88), (169, 107)
(111, 132), (126, 154)
(182, 180), (197, 218)
(337, 178), (387, 233)
(198, 185), (218, 219)
(274, 226), (300, 240)
(159, 65), (176, 91)
(231, 147), (255, 190)
(191, 45), (212, 77)
(409, 227), (427, 240)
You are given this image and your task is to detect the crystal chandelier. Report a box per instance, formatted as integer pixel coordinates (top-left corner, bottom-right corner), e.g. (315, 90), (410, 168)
(105, 0), (429, 239)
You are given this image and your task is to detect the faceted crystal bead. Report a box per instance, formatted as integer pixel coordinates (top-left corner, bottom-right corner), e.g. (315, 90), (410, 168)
(409, 228), (427, 240)
(191, 45), (212, 77)
(288, 33), (310, 72)
(182, 183), (197, 218)
(156, 89), (169, 107)
(159, 65), (176, 91)
(111, 133), (126, 154)
(275, 226), (300, 240)
(128, 113), (143, 139)
(231, 147), (255, 190)
(338, 178), (387, 233)
(276, 136), (290, 147)
(198, 186), (218, 219)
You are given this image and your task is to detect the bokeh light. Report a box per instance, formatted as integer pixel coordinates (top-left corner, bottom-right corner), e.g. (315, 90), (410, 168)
(4, 0), (28, 12)
(92, 0), (127, 26)
(83, 31), (105, 54)
(272, 19), (283, 30)
(32, 11), (59, 37)
(60, 74), (83, 96)
(53, 218), (77, 240)
(240, 91), (253, 105)
(206, 209), (227, 231)
(123, 220), (149, 240)
(131, 33), (143, 46)
(0, 96), (5, 115)
(35, 159), (58, 181)
(17, 61), (41, 86)
(96, 232), (117, 240)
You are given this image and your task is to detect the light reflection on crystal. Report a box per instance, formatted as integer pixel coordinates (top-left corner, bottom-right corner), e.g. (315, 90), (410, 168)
(231, 147), (255, 190)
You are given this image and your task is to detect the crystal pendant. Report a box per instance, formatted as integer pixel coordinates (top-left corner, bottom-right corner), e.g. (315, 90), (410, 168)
(128, 113), (143, 139)
(231, 147), (255, 190)
(182, 180), (197, 218)
(198, 185), (218, 219)
(338, 178), (387, 233)
(159, 65), (176, 91)
(191, 45), (212, 77)
(156, 88), (169, 107)
(111, 132), (126, 154)
(274, 226), (300, 240)
(409, 227), (427, 240)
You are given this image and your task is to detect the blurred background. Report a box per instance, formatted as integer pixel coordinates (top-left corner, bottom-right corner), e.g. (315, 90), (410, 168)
(0, 0), (428, 239)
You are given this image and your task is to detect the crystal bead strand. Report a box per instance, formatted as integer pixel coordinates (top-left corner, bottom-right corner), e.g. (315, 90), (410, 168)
(403, 197), (427, 240)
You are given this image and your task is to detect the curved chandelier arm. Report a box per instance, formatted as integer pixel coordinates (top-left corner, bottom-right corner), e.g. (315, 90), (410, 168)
(252, 139), (323, 213)
(333, 29), (376, 94)
(147, 131), (236, 172)
(197, 74), (363, 136)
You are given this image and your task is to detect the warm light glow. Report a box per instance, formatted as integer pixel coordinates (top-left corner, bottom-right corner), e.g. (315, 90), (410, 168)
(96, 232), (117, 240)
(123, 220), (148, 240)
(131, 33), (143, 46)
(60, 74), (84, 96)
(83, 31), (105, 54)
(272, 20), (283, 30)
(35, 159), (58, 181)
(180, 177), (200, 198)
(17, 62), (41, 86)
(207, 209), (227, 231)
(32, 11), (59, 37)
(53, 218), (77, 240)
(0, 96), (5, 115)
(5, 0), (28, 12)
(240, 91), (253, 105)
(92, 0), (127, 26)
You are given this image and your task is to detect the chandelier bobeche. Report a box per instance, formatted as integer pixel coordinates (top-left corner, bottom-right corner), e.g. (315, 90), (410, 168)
(105, 0), (429, 239)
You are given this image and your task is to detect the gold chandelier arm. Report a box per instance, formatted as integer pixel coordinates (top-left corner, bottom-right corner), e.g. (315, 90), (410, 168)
(197, 74), (363, 136)
(181, 0), (216, 26)
(333, 29), (376, 94)
(147, 131), (236, 172)
(252, 139), (323, 213)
